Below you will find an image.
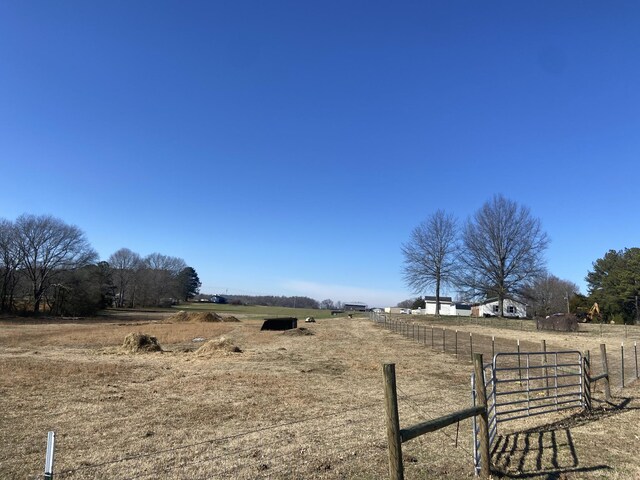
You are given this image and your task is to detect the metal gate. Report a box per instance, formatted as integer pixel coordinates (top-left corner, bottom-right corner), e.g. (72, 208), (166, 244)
(472, 351), (584, 475)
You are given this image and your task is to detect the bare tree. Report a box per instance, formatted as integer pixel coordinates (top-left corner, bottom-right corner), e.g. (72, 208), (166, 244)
(108, 248), (142, 307)
(458, 195), (549, 316)
(402, 210), (458, 315)
(0, 219), (20, 312)
(13, 214), (97, 312)
(521, 273), (579, 317)
(138, 253), (187, 306)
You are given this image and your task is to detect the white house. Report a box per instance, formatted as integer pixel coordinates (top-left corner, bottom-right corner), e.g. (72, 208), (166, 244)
(472, 298), (527, 318)
(451, 303), (472, 317)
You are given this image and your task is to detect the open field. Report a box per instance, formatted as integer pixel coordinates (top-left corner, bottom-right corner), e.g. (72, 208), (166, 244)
(1, 311), (639, 479)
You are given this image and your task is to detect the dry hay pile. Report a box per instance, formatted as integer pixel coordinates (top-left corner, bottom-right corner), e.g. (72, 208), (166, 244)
(282, 327), (314, 336)
(168, 311), (240, 323)
(195, 336), (242, 356)
(121, 333), (162, 353)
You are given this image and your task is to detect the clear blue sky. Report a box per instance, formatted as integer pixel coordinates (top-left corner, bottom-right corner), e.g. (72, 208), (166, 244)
(1, 1), (639, 307)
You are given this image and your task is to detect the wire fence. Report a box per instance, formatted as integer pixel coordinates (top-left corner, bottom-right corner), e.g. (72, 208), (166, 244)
(34, 389), (477, 480)
(30, 314), (639, 480)
(371, 313), (640, 396)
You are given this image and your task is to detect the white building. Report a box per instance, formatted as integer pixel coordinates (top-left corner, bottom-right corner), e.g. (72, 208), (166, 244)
(472, 298), (527, 318)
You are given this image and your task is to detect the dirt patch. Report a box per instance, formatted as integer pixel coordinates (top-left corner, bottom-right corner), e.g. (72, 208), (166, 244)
(282, 327), (314, 336)
(168, 311), (240, 323)
(195, 336), (242, 355)
(121, 333), (162, 353)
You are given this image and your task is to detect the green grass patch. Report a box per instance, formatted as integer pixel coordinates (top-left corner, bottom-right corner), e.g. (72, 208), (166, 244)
(171, 302), (352, 319)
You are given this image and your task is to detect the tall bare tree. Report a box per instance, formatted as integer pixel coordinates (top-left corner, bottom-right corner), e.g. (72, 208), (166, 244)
(108, 248), (142, 307)
(13, 214), (97, 312)
(0, 219), (20, 312)
(402, 210), (458, 315)
(459, 195), (549, 316)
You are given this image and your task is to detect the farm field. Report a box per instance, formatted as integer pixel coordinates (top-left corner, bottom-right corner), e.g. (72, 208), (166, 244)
(1, 311), (639, 479)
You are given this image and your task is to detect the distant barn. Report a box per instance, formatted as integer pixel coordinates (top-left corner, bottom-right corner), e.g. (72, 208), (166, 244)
(343, 302), (368, 312)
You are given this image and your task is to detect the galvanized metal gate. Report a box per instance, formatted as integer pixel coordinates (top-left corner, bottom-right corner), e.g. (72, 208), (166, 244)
(472, 351), (584, 475)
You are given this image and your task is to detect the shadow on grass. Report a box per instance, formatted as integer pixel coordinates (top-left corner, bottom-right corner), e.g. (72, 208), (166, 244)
(491, 396), (634, 479)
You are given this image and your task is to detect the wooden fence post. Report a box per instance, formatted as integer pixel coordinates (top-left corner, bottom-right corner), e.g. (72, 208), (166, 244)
(383, 364), (404, 480)
(473, 354), (490, 479)
(635, 341), (639, 380)
(442, 328), (446, 353)
(470, 333), (473, 362)
(600, 344), (611, 402)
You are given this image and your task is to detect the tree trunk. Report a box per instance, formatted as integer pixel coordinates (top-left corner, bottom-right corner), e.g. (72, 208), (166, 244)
(435, 276), (441, 316)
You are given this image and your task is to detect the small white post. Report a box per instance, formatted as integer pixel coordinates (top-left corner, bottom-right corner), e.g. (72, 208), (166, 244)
(45, 431), (55, 480)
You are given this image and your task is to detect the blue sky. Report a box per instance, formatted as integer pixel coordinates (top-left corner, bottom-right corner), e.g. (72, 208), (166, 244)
(1, 1), (639, 307)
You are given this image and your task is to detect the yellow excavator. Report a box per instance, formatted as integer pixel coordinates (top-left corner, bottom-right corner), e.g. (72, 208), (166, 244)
(578, 302), (601, 322)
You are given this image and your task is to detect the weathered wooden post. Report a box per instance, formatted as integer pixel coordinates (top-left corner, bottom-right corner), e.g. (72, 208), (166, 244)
(600, 344), (611, 402)
(635, 341), (639, 380)
(473, 354), (491, 479)
(383, 364), (404, 480)
(470, 333), (473, 362)
(44, 431), (55, 480)
(491, 336), (495, 359)
(442, 328), (446, 353)
(455, 330), (458, 358)
(431, 325), (434, 348)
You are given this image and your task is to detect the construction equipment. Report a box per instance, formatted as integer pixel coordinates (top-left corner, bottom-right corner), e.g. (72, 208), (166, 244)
(577, 302), (601, 323)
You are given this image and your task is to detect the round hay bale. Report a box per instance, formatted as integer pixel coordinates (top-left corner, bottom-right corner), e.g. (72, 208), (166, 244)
(122, 333), (162, 353)
(196, 336), (242, 356)
(282, 327), (314, 336)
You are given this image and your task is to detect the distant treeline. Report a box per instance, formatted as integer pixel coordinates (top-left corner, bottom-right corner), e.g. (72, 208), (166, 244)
(1, 214), (201, 316)
(209, 294), (320, 309)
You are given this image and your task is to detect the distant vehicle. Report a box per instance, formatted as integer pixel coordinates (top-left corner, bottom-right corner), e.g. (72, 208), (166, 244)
(400, 309), (411, 314)
(372, 308), (382, 313)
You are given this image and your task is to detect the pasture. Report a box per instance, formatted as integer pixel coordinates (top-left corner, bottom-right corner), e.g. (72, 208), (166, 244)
(1, 310), (639, 479)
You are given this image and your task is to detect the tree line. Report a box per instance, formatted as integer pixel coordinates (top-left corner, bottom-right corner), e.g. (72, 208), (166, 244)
(402, 195), (639, 324)
(0, 214), (201, 316)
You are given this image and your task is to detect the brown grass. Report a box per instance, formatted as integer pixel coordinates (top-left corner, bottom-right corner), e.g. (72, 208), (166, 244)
(0, 313), (638, 479)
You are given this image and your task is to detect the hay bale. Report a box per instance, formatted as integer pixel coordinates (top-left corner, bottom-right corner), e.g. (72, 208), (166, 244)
(122, 333), (162, 353)
(536, 314), (579, 332)
(195, 336), (242, 355)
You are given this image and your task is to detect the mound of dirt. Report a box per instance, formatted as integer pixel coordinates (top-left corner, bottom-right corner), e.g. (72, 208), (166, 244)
(168, 311), (190, 322)
(195, 337), (242, 356)
(223, 316), (240, 322)
(168, 311), (223, 323)
(122, 333), (162, 353)
(282, 327), (314, 336)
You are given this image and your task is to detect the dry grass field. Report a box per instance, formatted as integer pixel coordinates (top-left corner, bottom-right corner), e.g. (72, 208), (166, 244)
(1, 311), (639, 480)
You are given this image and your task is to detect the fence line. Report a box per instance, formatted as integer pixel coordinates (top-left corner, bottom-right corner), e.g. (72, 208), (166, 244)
(371, 312), (640, 396)
(383, 356), (491, 480)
